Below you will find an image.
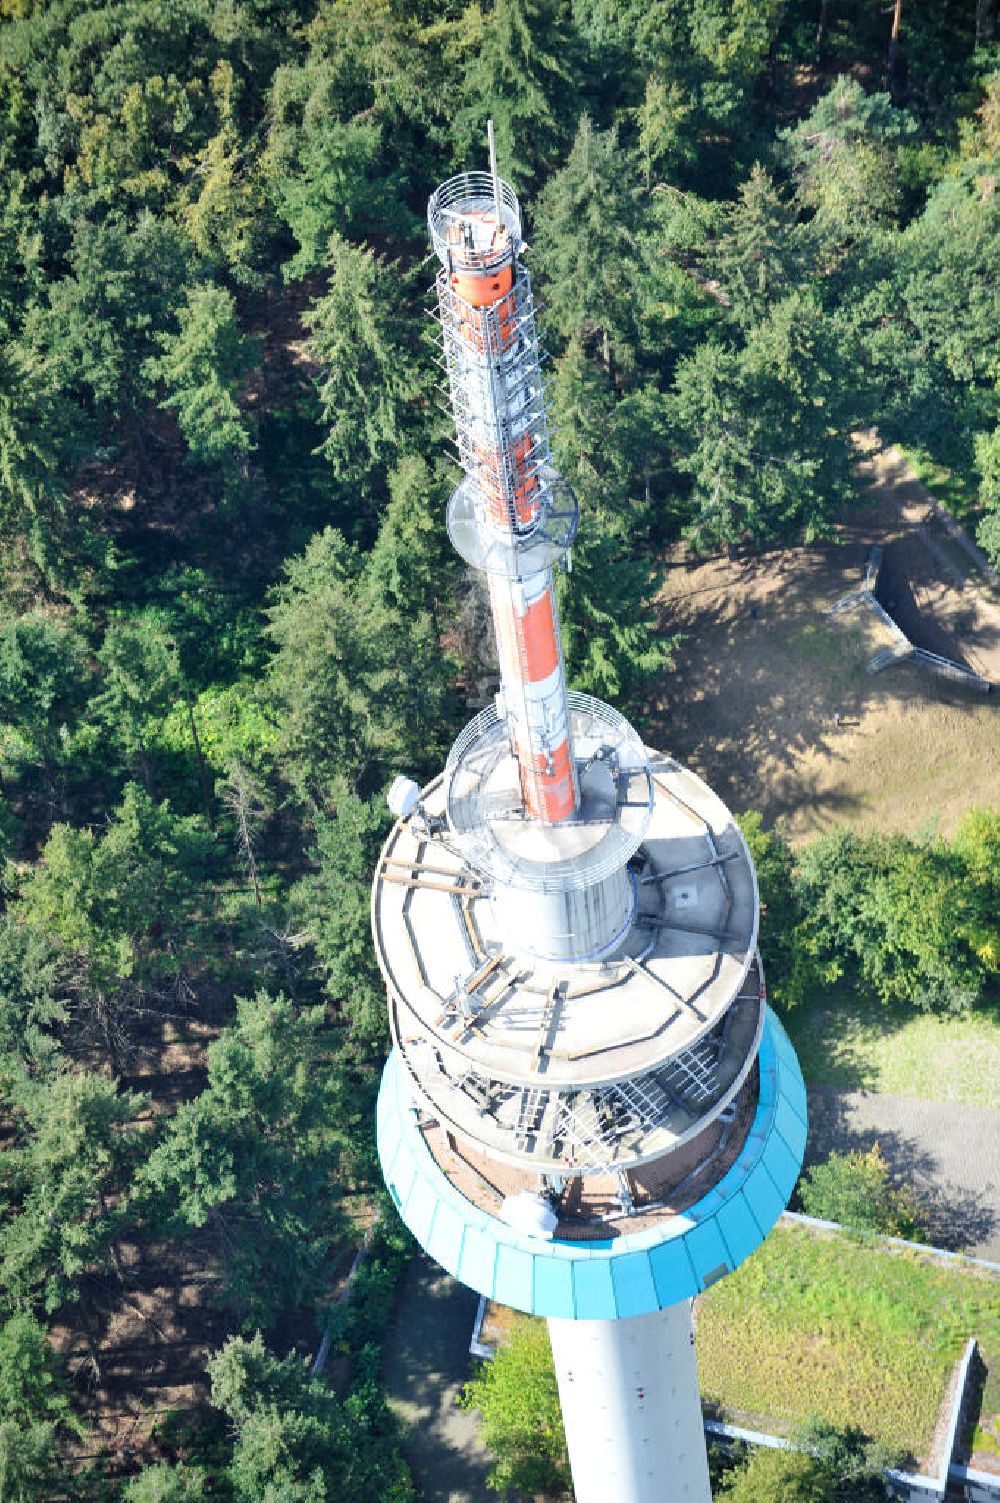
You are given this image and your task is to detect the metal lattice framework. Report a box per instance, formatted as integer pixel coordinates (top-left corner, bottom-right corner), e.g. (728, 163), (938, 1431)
(444, 691), (654, 892)
(397, 990), (765, 1176)
(436, 268), (553, 536)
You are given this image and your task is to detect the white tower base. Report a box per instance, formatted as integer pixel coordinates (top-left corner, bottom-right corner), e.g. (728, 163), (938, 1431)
(547, 1302), (712, 1503)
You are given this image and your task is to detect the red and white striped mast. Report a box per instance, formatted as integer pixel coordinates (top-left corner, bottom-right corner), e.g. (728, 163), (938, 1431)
(430, 125), (578, 829)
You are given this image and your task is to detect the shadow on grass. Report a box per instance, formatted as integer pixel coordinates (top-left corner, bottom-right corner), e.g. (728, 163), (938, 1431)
(802, 1092), (999, 1254)
(957, 1346), (994, 1465)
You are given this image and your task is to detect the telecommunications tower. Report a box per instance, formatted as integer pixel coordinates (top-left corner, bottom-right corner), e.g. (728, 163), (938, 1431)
(373, 130), (807, 1503)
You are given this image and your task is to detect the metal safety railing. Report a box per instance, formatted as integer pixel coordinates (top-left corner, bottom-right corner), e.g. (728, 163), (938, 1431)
(428, 171), (522, 272)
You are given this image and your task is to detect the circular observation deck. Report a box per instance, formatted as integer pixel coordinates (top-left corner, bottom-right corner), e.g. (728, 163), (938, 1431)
(447, 471), (579, 580)
(370, 743), (760, 1099)
(376, 1011), (808, 1320)
(445, 692), (653, 893)
(428, 173), (522, 273)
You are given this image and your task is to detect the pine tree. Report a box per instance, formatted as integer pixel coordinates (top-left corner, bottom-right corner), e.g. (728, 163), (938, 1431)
(145, 282), (259, 466)
(534, 115), (642, 375)
(304, 236), (425, 527)
(452, 0), (580, 191)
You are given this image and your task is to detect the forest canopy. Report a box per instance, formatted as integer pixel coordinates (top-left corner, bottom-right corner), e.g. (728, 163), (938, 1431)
(0, 0), (997, 1495)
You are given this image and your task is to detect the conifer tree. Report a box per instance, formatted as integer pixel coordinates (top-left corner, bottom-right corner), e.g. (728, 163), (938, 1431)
(453, 0), (580, 191)
(534, 116), (641, 376)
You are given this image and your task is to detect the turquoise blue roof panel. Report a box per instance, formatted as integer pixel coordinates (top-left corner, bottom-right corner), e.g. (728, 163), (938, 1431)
(684, 1218), (732, 1289)
(377, 1007), (807, 1321)
(610, 1250), (658, 1318)
(762, 1130), (803, 1202)
(648, 1235), (698, 1305)
(533, 1251), (576, 1319)
(773, 1090), (809, 1164)
(405, 1173), (440, 1246)
(424, 1199), (466, 1273)
(572, 1257), (618, 1320)
(781, 1060), (808, 1125)
(715, 1191), (765, 1267)
(741, 1160), (787, 1235)
(460, 1224), (499, 1295)
(494, 1244), (534, 1309)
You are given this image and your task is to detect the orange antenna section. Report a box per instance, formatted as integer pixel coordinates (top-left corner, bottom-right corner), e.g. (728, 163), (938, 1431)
(429, 156), (579, 824)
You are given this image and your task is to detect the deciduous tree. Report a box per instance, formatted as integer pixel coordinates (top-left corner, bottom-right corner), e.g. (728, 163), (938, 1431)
(798, 1145), (925, 1238)
(460, 1315), (568, 1497)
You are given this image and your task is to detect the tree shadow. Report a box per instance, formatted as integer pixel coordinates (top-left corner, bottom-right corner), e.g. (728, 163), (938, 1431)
(651, 532), (998, 838)
(803, 1093), (999, 1253)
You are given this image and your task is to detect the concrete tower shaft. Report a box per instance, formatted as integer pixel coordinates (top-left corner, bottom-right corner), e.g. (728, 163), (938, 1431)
(374, 138), (808, 1503)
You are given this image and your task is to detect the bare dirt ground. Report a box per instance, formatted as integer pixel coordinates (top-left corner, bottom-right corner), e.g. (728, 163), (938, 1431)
(651, 442), (1000, 845)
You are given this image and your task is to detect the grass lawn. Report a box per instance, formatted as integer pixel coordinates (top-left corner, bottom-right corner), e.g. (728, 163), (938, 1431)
(781, 992), (1000, 1110)
(652, 541), (1000, 850)
(696, 1222), (1000, 1467)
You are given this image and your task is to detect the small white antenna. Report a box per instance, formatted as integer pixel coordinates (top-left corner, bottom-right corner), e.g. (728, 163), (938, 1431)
(487, 117), (502, 230)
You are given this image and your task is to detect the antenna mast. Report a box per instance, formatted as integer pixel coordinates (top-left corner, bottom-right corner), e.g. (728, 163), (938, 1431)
(487, 117), (502, 230)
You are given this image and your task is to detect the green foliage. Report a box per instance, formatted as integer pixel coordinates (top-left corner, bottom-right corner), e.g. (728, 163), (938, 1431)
(549, 342), (674, 705)
(712, 165), (814, 330)
(19, 783), (215, 1059)
(139, 993), (348, 1328)
(365, 455), (459, 626)
(797, 1145), (925, 1238)
(0, 1311), (82, 1434)
(673, 292), (861, 547)
(304, 235), (424, 516)
(0, 915), (65, 1086)
(716, 1428), (897, 1503)
(264, 54), (417, 280)
(24, 215), (193, 420)
(952, 807), (1000, 972)
(208, 1332), (414, 1503)
(289, 786), (389, 1056)
(0, 1069), (148, 1312)
(793, 828), (990, 1012)
(0, 1419), (60, 1503)
(453, 0), (580, 192)
(780, 77), (916, 246)
(534, 115), (641, 373)
(736, 813), (811, 1008)
(146, 282), (259, 465)
(121, 1462), (208, 1502)
(0, 341), (73, 584)
(0, 609), (91, 772)
(716, 1446), (834, 1503)
(265, 526), (455, 805)
(461, 1316), (569, 1497)
(94, 610), (185, 774)
(896, 172), (1000, 389)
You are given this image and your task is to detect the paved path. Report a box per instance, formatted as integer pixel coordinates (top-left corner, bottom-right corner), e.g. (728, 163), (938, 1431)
(805, 1086), (1000, 1261)
(382, 1252), (500, 1503)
